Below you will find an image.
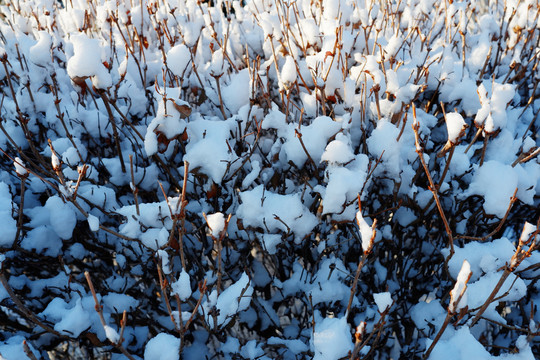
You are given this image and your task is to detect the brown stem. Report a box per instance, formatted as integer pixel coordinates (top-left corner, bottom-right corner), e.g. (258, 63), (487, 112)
(71, 164), (88, 200)
(85, 272), (136, 360)
(22, 341), (38, 360)
(50, 74), (84, 163)
(437, 146), (455, 189)
(295, 126), (322, 182)
(346, 198), (377, 321)
(456, 188), (518, 242)
(204, 213), (233, 294)
(412, 106), (454, 254)
(176, 161), (190, 270)
(129, 155), (140, 216)
(464, 127), (483, 154)
(156, 262), (181, 332)
(183, 279), (207, 333)
(1, 60), (43, 166)
(423, 312), (453, 359)
(97, 91), (126, 173)
(14, 176), (26, 247)
(479, 133), (489, 167)
(350, 307), (389, 359)
(212, 74), (228, 120)
(469, 269), (511, 327)
(512, 147), (539, 167)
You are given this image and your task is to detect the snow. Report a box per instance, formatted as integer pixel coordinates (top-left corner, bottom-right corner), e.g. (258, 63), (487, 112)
(282, 258), (351, 306)
(222, 69), (251, 114)
(411, 300), (446, 334)
(522, 137), (535, 153)
(45, 196), (77, 240)
(394, 207), (417, 227)
(1, 0), (539, 357)
(102, 293), (139, 313)
(427, 326), (492, 360)
(167, 44), (191, 77)
(206, 212), (225, 237)
(320, 154), (369, 216)
(263, 115), (342, 167)
(157, 250), (171, 274)
(171, 269), (192, 301)
(445, 112), (467, 143)
(267, 337), (309, 354)
(140, 227), (170, 250)
(13, 157), (27, 177)
(237, 185), (318, 239)
(357, 211), (374, 253)
(281, 56), (297, 88)
(0, 336), (39, 360)
(87, 214), (99, 232)
(373, 292), (393, 313)
(51, 151), (61, 170)
(465, 161), (518, 217)
(67, 34), (112, 89)
(475, 83), (515, 133)
(427, 326), (535, 359)
(311, 316), (354, 360)
(20, 226), (62, 256)
(321, 133), (355, 164)
(465, 271), (527, 323)
(203, 273), (253, 328)
(443, 78), (481, 116)
(42, 298), (92, 338)
(449, 260), (471, 313)
(29, 31), (52, 68)
(183, 116), (235, 183)
(241, 160), (261, 189)
(144, 333), (180, 360)
(443, 237), (528, 322)
(366, 120), (402, 176)
(144, 92), (189, 156)
(261, 233), (282, 255)
(445, 238), (517, 282)
(104, 325), (120, 343)
(520, 222), (536, 244)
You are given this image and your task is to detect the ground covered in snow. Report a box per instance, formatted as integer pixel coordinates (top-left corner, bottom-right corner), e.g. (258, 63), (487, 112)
(0, 0), (539, 359)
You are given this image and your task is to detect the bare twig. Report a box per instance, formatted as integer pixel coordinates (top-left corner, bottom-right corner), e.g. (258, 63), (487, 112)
(346, 196), (377, 321)
(412, 105), (454, 255)
(84, 272), (136, 360)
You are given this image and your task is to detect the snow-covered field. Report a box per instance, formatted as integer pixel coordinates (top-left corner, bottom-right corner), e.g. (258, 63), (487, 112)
(0, 0), (538, 359)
